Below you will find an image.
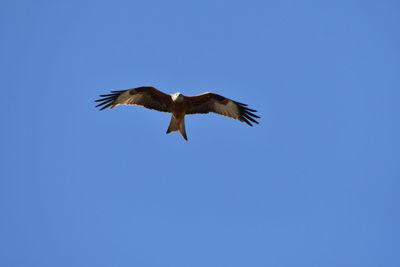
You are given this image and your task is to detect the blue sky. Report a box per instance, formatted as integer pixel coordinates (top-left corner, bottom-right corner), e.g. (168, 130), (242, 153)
(1, 0), (399, 266)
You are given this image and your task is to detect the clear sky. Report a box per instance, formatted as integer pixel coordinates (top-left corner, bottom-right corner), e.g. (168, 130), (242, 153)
(1, 0), (399, 266)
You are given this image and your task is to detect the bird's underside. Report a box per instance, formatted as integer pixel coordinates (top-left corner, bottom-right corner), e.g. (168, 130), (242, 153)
(95, 86), (260, 141)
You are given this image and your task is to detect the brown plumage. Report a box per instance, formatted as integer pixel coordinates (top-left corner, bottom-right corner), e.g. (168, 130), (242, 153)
(95, 86), (260, 140)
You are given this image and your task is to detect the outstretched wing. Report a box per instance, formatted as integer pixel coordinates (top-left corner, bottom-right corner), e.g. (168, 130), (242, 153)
(95, 86), (173, 112)
(186, 92), (260, 126)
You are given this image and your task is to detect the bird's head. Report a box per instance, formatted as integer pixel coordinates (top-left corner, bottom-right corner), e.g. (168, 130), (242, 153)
(172, 92), (184, 101)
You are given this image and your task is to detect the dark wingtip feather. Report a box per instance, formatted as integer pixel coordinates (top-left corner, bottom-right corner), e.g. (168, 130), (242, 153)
(95, 96), (114, 102)
(234, 101), (249, 106)
(241, 116), (253, 126)
(249, 113), (261, 119)
(99, 102), (113, 110)
(100, 93), (118, 97)
(241, 106), (257, 113)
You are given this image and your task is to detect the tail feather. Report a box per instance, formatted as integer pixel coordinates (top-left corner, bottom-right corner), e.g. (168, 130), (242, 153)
(166, 116), (179, 134)
(166, 116), (188, 141)
(179, 118), (188, 141)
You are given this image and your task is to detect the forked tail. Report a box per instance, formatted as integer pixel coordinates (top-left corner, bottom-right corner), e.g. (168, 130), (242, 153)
(166, 115), (188, 141)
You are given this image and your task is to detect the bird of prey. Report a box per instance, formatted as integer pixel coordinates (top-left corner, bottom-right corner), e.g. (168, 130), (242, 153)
(95, 86), (260, 141)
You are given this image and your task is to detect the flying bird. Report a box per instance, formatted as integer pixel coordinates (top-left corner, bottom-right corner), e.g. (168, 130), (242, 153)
(95, 86), (260, 140)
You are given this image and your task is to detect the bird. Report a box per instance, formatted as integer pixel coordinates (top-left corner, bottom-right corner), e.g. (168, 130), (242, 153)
(95, 86), (260, 141)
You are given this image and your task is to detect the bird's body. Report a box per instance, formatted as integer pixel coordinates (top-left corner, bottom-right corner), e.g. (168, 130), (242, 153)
(95, 86), (260, 140)
(167, 93), (188, 140)
(170, 93), (186, 118)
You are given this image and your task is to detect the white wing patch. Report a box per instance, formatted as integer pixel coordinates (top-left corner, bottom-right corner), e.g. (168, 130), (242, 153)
(111, 90), (143, 108)
(213, 100), (240, 119)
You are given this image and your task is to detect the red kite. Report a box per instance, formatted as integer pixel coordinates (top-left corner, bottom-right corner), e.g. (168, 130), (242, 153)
(95, 86), (260, 140)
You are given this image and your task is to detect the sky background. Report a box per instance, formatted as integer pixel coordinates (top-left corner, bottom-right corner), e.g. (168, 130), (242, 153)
(1, 0), (400, 266)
